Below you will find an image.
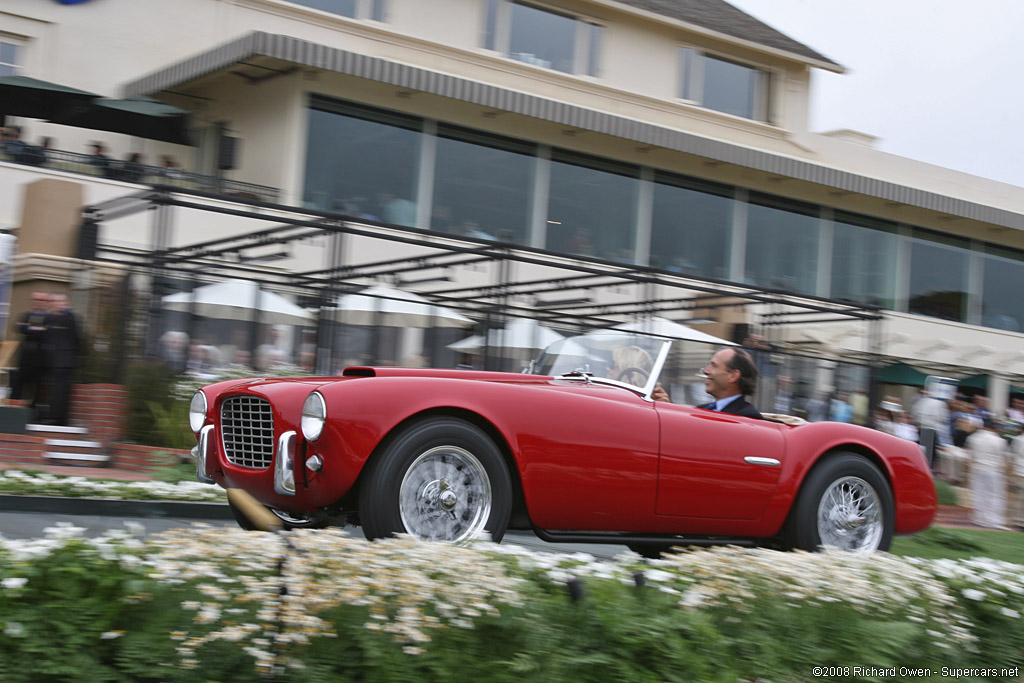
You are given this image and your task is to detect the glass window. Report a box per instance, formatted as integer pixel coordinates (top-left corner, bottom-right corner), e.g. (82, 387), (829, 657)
(650, 173), (733, 279)
(303, 99), (421, 226)
(679, 47), (768, 121)
(908, 229), (969, 322)
(0, 42), (19, 77)
(981, 245), (1024, 332)
(547, 151), (639, 262)
(289, 0), (384, 19)
(432, 126), (536, 244)
(745, 194), (819, 294)
(292, 0), (357, 15)
(831, 211), (898, 308)
(508, 2), (575, 72)
(486, 1), (601, 76)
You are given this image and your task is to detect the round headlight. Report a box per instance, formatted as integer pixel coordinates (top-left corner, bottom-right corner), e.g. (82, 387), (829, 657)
(189, 391), (208, 433)
(301, 391), (326, 442)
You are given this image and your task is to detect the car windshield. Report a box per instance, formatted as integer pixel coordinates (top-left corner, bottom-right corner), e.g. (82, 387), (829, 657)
(528, 332), (670, 391)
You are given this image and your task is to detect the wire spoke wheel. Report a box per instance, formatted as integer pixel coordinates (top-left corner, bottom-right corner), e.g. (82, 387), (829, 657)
(399, 445), (493, 542)
(816, 475), (883, 551)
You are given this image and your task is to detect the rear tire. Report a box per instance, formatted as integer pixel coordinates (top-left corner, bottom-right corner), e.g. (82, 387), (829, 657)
(785, 452), (893, 552)
(359, 417), (512, 543)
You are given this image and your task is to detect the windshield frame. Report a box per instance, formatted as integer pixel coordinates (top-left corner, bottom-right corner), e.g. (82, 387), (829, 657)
(530, 331), (673, 400)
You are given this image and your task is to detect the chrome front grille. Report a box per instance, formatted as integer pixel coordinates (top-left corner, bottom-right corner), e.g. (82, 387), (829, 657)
(220, 396), (274, 469)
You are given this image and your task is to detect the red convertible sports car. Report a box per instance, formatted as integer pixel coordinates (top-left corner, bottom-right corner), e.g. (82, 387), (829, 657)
(190, 331), (936, 553)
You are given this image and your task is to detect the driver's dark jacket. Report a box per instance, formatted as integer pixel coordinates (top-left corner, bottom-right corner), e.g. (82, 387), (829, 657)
(698, 396), (763, 420)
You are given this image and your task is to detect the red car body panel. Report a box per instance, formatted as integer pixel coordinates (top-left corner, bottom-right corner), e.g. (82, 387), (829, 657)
(196, 367), (936, 539)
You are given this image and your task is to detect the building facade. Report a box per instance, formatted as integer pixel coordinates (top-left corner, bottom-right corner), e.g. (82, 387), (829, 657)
(3, 0), (1024, 412)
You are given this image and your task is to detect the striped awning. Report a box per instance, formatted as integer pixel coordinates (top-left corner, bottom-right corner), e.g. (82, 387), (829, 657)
(124, 31), (1024, 232)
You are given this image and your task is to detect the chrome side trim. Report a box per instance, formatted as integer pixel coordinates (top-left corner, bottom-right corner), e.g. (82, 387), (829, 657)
(744, 456), (781, 467)
(196, 424), (216, 484)
(274, 430), (297, 496)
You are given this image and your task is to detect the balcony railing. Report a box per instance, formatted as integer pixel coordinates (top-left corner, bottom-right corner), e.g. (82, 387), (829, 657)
(1, 145), (280, 202)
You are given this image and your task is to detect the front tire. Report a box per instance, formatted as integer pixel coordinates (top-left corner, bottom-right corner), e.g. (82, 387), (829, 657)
(359, 417), (512, 543)
(786, 452), (893, 552)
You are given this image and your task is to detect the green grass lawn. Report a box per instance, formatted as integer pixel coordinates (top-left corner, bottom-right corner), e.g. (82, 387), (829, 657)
(891, 525), (1024, 564)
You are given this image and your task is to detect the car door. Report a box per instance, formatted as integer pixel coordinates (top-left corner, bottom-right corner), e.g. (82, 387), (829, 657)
(654, 402), (786, 519)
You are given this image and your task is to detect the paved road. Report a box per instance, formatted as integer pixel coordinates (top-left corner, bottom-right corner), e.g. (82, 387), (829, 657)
(0, 510), (630, 559)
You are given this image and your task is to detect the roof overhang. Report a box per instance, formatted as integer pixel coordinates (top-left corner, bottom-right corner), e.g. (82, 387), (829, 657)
(124, 32), (1024, 233)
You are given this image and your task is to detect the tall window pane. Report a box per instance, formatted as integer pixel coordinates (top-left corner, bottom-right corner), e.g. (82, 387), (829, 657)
(650, 174), (732, 279)
(981, 246), (1024, 332)
(831, 212), (897, 308)
(292, 0), (357, 16)
(908, 229), (969, 322)
(0, 42), (19, 76)
(745, 194), (819, 294)
(303, 100), (421, 226)
(432, 126), (535, 244)
(585, 23), (602, 77)
(508, 2), (576, 72)
(547, 152), (639, 261)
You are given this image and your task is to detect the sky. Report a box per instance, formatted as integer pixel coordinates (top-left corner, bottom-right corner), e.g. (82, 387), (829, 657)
(725, 0), (1024, 189)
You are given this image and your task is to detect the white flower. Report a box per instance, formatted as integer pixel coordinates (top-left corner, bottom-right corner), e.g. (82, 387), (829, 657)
(100, 631), (124, 639)
(1, 577), (27, 589)
(962, 588), (986, 601)
(1000, 607), (1020, 619)
(4, 622), (24, 636)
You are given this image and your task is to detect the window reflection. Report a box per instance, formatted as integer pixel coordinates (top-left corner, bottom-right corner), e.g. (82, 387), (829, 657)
(908, 230), (969, 322)
(680, 48), (768, 121)
(547, 152), (639, 262)
(831, 212), (897, 308)
(303, 101), (420, 226)
(650, 174), (732, 278)
(289, 0), (384, 18)
(508, 2), (576, 72)
(291, 0), (357, 16)
(745, 194), (819, 294)
(432, 126), (535, 244)
(982, 247), (1024, 332)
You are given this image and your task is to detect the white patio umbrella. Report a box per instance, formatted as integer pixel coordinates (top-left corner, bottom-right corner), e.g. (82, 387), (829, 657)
(162, 279), (312, 326)
(448, 318), (564, 351)
(612, 317), (736, 345)
(326, 284), (473, 328)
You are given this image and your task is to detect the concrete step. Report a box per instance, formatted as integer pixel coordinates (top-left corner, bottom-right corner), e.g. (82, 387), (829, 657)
(42, 437), (109, 465)
(26, 423), (89, 436)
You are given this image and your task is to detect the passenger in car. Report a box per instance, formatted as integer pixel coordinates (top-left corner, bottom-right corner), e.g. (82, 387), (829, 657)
(606, 345), (653, 387)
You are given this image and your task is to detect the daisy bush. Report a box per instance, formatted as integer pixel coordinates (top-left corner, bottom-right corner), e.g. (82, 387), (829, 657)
(0, 469), (227, 503)
(1, 525), (1022, 682)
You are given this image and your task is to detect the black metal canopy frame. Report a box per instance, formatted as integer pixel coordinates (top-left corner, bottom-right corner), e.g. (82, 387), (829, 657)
(79, 184), (885, 403)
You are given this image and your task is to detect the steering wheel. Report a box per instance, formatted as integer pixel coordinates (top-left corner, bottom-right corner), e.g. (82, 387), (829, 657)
(617, 367), (649, 386)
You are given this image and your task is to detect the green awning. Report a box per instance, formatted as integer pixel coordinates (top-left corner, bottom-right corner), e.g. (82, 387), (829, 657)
(0, 75), (98, 120)
(47, 96), (192, 145)
(877, 362), (930, 386)
(958, 374), (988, 390)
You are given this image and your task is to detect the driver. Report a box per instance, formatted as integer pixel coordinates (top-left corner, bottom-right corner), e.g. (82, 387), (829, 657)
(653, 348), (763, 420)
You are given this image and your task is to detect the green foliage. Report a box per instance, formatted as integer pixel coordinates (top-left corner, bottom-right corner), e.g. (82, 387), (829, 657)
(933, 476), (960, 506)
(2, 529), (1023, 682)
(124, 361), (182, 447)
(891, 525), (1024, 564)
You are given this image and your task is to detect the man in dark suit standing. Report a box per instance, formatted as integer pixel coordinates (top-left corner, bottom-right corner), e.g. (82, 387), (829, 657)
(11, 292), (51, 417)
(43, 292), (81, 426)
